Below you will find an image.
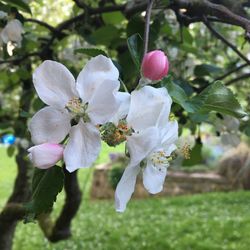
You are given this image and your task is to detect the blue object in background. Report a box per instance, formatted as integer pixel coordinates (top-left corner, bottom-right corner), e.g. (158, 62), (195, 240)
(1, 134), (16, 145)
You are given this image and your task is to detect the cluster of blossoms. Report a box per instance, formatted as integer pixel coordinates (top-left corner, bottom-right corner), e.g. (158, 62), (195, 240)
(0, 11), (23, 54)
(28, 51), (178, 212)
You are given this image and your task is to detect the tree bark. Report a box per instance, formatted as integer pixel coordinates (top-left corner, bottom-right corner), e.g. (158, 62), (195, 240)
(0, 148), (31, 250)
(49, 168), (82, 242)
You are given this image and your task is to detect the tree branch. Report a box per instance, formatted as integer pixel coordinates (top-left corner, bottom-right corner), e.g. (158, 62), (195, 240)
(24, 18), (58, 33)
(225, 72), (250, 85)
(0, 52), (40, 65)
(203, 16), (250, 65)
(172, 0), (250, 40)
(2, 0), (250, 66)
(49, 167), (82, 242)
(143, 0), (155, 56)
(214, 63), (249, 81)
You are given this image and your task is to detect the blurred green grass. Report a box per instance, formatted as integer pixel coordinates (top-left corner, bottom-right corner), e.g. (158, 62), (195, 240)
(1, 146), (250, 250)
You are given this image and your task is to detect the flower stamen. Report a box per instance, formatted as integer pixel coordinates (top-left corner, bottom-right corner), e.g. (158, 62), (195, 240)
(66, 97), (90, 122)
(181, 143), (191, 159)
(150, 151), (170, 171)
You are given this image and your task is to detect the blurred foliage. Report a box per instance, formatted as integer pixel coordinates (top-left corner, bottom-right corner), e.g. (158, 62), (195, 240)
(108, 165), (124, 189)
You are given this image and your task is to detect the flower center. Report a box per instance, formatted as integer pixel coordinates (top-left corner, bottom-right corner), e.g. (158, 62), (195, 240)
(66, 97), (90, 122)
(150, 151), (170, 170)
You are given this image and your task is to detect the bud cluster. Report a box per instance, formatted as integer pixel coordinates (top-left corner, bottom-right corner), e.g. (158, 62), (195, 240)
(101, 120), (132, 147)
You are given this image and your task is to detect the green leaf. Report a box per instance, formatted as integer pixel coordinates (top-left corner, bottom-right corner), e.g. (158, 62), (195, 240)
(163, 78), (246, 119)
(194, 64), (222, 77)
(102, 11), (125, 25)
(127, 15), (144, 38)
(25, 166), (64, 216)
(199, 81), (246, 118)
(91, 25), (119, 46)
(182, 28), (193, 44)
(127, 33), (143, 71)
(180, 44), (198, 55)
(1, 0), (31, 14)
(189, 112), (209, 123)
(163, 77), (198, 113)
(75, 48), (107, 57)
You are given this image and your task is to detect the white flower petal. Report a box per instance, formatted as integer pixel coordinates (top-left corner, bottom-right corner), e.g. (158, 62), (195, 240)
(127, 126), (160, 166)
(127, 86), (172, 131)
(64, 121), (101, 172)
(28, 106), (71, 144)
(115, 165), (140, 212)
(87, 80), (120, 125)
(33, 60), (78, 108)
(1, 19), (23, 44)
(76, 55), (119, 103)
(28, 143), (64, 169)
(164, 144), (177, 156)
(110, 92), (131, 125)
(143, 161), (167, 194)
(161, 120), (179, 147)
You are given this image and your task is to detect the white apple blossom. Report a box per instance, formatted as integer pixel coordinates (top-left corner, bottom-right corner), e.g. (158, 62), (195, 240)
(28, 143), (64, 169)
(0, 19), (23, 47)
(114, 86), (178, 212)
(115, 121), (178, 212)
(29, 55), (122, 172)
(105, 86), (172, 142)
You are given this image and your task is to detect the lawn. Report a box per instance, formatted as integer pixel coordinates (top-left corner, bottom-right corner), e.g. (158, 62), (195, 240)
(1, 146), (250, 250)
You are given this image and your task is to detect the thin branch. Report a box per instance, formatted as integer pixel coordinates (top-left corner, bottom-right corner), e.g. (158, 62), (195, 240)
(214, 63), (249, 82)
(143, 0), (155, 56)
(24, 18), (57, 33)
(203, 16), (250, 65)
(172, 0), (250, 39)
(225, 73), (250, 85)
(0, 52), (40, 65)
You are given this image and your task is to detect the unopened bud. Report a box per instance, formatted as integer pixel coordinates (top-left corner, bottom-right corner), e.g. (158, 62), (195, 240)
(28, 143), (64, 169)
(141, 50), (169, 81)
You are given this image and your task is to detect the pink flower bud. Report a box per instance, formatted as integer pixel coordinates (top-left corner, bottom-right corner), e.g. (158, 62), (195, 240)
(28, 143), (64, 169)
(141, 50), (169, 81)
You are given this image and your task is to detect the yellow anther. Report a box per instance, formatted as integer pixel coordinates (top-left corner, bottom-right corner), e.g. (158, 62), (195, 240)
(181, 143), (191, 159)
